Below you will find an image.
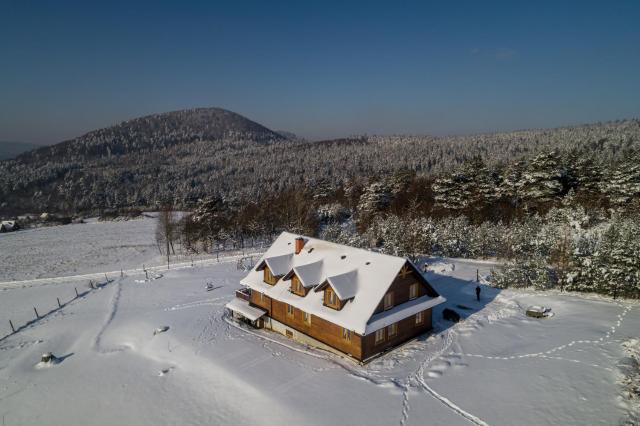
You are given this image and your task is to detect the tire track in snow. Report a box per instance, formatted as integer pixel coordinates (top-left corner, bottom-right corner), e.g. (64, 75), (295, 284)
(164, 297), (227, 312)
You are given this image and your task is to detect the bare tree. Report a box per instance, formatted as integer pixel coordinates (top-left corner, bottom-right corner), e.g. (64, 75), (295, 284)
(156, 206), (177, 269)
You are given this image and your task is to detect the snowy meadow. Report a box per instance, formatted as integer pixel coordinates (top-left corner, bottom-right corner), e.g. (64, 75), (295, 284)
(0, 221), (638, 425)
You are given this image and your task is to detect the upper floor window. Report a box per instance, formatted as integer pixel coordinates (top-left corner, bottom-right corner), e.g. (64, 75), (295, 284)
(415, 311), (424, 325)
(383, 292), (394, 310)
(303, 311), (311, 325)
(291, 275), (305, 296)
(264, 267), (277, 285)
(325, 288), (341, 309)
(286, 304), (294, 317)
(409, 283), (419, 300)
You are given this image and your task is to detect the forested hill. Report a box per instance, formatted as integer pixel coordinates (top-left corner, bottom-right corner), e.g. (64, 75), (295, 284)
(14, 108), (285, 164)
(0, 110), (639, 216)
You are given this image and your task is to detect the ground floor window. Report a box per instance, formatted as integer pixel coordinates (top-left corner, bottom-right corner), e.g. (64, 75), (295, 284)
(415, 311), (424, 325)
(387, 323), (398, 337)
(374, 328), (385, 344)
(342, 328), (351, 341)
(287, 304), (294, 317)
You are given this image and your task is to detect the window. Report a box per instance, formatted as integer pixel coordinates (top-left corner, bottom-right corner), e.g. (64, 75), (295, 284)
(387, 323), (398, 338)
(291, 276), (304, 295)
(260, 292), (265, 303)
(287, 304), (294, 317)
(409, 283), (419, 300)
(415, 311), (424, 325)
(342, 328), (351, 341)
(383, 292), (394, 310)
(264, 268), (277, 285)
(326, 288), (340, 308)
(374, 328), (385, 344)
(303, 311), (311, 325)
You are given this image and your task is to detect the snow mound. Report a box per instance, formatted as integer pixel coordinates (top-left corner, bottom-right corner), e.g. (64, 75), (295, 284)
(135, 272), (164, 283)
(153, 326), (170, 335)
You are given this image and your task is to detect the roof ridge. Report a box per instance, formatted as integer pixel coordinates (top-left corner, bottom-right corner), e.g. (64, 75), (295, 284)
(278, 231), (409, 263)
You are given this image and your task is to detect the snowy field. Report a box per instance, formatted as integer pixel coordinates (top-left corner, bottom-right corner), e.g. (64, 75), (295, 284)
(0, 217), (160, 282)
(0, 228), (638, 425)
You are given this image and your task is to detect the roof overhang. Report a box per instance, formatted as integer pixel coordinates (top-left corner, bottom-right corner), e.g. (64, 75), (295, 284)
(364, 295), (446, 335)
(225, 298), (267, 322)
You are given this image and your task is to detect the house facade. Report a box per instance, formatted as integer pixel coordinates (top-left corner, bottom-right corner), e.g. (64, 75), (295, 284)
(226, 232), (445, 362)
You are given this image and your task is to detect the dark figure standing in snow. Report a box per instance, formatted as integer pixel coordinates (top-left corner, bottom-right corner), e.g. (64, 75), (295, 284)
(475, 285), (481, 301)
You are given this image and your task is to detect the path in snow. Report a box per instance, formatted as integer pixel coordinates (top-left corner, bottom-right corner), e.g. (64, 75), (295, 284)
(449, 303), (634, 372)
(92, 278), (128, 354)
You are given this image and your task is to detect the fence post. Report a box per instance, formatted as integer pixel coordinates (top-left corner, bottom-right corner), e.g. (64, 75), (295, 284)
(33, 307), (39, 319)
(9, 320), (15, 333)
(89, 280), (94, 289)
(104, 273), (109, 283)
(57, 297), (62, 308)
(75, 287), (79, 297)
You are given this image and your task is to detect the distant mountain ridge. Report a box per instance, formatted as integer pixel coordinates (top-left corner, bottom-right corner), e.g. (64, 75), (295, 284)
(18, 107), (285, 164)
(0, 107), (638, 216)
(0, 141), (40, 161)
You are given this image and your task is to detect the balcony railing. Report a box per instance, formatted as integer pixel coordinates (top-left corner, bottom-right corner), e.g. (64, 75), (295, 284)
(236, 287), (251, 302)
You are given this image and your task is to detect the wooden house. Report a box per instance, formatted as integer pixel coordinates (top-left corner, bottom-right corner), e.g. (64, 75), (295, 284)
(226, 232), (446, 362)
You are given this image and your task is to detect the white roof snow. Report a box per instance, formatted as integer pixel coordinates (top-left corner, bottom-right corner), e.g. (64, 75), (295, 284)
(241, 232), (445, 335)
(225, 298), (267, 322)
(325, 270), (358, 300)
(288, 260), (324, 288)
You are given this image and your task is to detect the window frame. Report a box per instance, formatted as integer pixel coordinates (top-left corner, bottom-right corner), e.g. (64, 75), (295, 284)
(374, 328), (385, 345)
(383, 292), (394, 310)
(387, 323), (398, 338)
(342, 328), (351, 341)
(264, 267), (277, 285)
(409, 283), (419, 300)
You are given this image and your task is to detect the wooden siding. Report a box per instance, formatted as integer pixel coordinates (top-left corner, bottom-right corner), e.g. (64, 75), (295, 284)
(289, 274), (310, 297)
(249, 289), (272, 315)
(270, 299), (363, 359)
(361, 309), (433, 360)
(373, 261), (436, 315)
(263, 267), (278, 285)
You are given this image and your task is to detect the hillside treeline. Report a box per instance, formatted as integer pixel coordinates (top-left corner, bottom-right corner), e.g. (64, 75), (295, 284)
(1, 115), (638, 215)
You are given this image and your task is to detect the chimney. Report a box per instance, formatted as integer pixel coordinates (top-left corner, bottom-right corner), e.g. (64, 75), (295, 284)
(294, 237), (305, 255)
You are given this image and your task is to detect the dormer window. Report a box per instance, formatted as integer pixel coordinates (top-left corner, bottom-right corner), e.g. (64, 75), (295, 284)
(290, 275), (308, 296)
(324, 287), (342, 310)
(264, 267), (277, 285)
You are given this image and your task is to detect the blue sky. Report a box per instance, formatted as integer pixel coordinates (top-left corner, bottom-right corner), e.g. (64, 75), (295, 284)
(1, 0), (639, 144)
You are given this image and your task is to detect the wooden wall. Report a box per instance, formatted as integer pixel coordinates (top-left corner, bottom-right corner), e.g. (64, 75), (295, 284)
(372, 262), (437, 315)
(361, 308), (433, 360)
(250, 290), (363, 359)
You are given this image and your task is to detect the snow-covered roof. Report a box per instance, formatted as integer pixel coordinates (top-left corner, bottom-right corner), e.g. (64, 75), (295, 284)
(225, 298), (267, 322)
(241, 232), (445, 335)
